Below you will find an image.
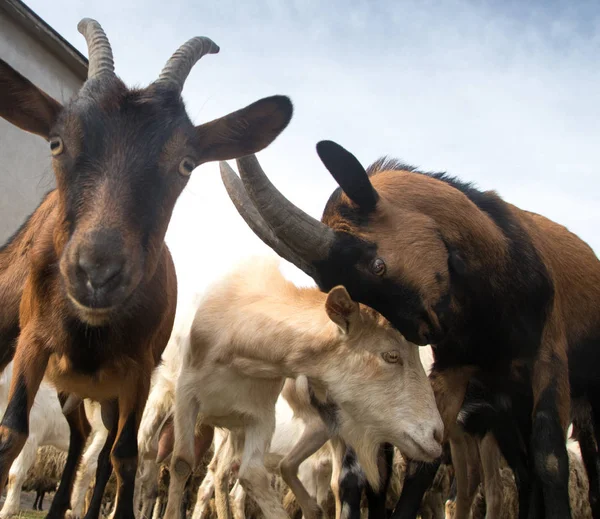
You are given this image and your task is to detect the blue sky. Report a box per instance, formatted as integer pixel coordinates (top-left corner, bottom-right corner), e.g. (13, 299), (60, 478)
(24, 0), (600, 307)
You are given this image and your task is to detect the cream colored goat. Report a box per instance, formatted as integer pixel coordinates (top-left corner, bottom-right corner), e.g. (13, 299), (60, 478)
(164, 257), (443, 519)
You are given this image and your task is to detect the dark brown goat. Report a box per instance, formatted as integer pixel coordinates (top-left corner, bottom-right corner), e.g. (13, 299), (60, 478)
(0, 18), (292, 519)
(219, 144), (600, 519)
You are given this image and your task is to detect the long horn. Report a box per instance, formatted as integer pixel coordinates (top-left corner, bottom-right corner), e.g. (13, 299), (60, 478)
(77, 18), (115, 79)
(236, 154), (336, 265)
(220, 161), (317, 278)
(155, 37), (219, 93)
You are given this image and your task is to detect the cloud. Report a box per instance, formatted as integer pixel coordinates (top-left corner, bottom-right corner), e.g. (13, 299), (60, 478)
(23, 0), (600, 307)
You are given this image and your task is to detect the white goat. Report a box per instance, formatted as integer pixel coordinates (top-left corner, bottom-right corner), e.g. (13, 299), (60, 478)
(0, 362), (69, 518)
(164, 256), (443, 519)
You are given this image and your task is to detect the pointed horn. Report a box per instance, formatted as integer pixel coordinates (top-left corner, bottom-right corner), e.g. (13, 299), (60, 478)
(220, 161), (316, 278)
(236, 154), (336, 265)
(155, 37), (219, 93)
(77, 18), (114, 79)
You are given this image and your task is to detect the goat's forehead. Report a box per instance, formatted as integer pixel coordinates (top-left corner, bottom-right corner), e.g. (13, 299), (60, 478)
(59, 85), (193, 138)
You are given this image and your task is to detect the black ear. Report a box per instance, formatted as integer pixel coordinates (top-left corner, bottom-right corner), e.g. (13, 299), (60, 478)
(0, 59), (63, 139)
(316, 140), (379, 212)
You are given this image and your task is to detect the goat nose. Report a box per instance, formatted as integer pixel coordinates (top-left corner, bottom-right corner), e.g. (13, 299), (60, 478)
(78, 253), (123, 290)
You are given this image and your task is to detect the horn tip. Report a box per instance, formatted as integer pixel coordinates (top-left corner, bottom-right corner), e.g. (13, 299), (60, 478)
(219, 161), (236, 178)
(77, 17), (97, 35)
(201, 37), (220, 55)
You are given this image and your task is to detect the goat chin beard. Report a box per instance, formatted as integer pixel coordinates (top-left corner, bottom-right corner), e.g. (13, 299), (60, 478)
(344, 428), (381, 491)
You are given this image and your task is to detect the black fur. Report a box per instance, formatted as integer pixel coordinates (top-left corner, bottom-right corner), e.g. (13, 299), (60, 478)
(530, 382), (571, 518)
(1, 375), (29, 434)
(45, 408), (90, 519)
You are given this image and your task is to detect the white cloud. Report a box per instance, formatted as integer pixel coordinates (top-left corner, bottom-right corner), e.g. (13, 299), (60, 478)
(22, 0), (600, 308)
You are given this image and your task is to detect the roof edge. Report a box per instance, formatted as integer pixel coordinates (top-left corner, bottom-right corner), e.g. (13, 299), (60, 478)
(0, 0), (88, 81)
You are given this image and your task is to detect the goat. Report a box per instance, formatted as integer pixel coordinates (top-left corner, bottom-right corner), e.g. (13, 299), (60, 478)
(163, 256), (442, 519)
(220, 144), (600, 518)
(0, 362), (68, 518)
(0, 14), (292, 519)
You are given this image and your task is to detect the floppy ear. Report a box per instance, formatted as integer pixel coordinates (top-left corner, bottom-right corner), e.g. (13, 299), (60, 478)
(0, 59), (63, 139)
(195, 95), (293, 163)
(325, 286), (360, 334)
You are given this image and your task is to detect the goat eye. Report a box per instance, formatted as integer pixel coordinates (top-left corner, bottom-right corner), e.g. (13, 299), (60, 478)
(371, 258), (386, 276)
(50, 137), (64, 156)
(382, 351), (401, 364)
(179, 157), (196, 176)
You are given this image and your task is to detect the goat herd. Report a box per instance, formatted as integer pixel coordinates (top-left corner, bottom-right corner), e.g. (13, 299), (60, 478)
(0, 15), (598, 519)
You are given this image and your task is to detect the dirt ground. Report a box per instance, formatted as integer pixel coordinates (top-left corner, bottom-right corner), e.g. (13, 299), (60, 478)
(0, 490), (52, 518)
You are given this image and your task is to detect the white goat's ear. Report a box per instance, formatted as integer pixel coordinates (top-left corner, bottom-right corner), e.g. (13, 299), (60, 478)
(325, 286), (359, 333)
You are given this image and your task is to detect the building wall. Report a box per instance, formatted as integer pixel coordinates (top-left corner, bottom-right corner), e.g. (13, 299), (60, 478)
(0, 11), (84, 243)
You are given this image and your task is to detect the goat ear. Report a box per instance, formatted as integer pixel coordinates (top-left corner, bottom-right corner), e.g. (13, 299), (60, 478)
(194, 95), (293, 164)
(325, 286), (360, 333)
(156, 416), (175, 464)
(448, 246), (467, 278)
(0, 59), (63, 140)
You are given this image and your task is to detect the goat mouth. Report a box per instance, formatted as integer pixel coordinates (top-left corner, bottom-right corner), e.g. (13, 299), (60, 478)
(67, 294), (114, 324)
(401, 435), (442, 463)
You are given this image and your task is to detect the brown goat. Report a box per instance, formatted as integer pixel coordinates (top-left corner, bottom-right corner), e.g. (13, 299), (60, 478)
(218, 142), (600, 519)
(0, 17), (292, 519)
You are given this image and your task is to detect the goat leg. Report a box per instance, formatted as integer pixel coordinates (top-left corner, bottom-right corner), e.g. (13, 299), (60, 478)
(279, 418), (330, 519)
(47, 401), (91, 519)
(164, 375), (200, 519)
(111, 377), (152, 519)
(0, 330), (49, 495)
(83, 400), (118, 519)
(529, 344), (571, 519)
(329, 437), (346, 519)
(449, 426), (480, 519)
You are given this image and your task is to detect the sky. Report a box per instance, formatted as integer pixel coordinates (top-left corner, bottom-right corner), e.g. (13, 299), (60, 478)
(23, 0), (600, 314)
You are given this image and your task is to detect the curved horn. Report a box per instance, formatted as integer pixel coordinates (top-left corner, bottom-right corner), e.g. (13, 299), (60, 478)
(220, 161), (316, 278)
(77, 18), (114, 79)
(155, 37), (219, 92)
(236, 154), (336, 265)
(316, 140), (378, 211)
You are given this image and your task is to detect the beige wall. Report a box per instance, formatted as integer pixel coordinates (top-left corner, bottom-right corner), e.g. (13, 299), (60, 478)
(0, 13), (83, 243)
